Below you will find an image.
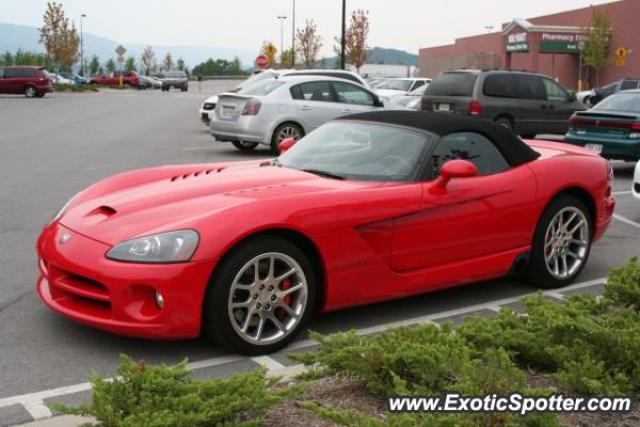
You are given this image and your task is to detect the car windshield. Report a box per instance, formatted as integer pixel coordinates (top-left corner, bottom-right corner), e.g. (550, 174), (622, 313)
(593, 92), (640, 112)
(237, 79), (284, 96)
(375, 80), (413, 91)
(239, 71), (277, 88)
(167, 72), (185, 78)
(426, 72), (477, 96)
(278, 122), (431, 182)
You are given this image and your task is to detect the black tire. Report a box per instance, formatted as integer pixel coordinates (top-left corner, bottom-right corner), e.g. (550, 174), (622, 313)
(270, 123), (304, 154)
(24, 86), (37, 98)
(36, 92), (45, 98)
(494, 116), (513, 131)
(526, 194), (592, 289)
(232, 141), (259, 151)
(203, 236), (317, 354)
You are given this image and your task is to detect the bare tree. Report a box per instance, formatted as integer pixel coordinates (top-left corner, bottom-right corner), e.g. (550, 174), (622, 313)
(38, 2), (79, 71)
(582, 7), (612, 87)
(163, 52), (174, 72)
(140, 46), (155, 75)
(333, 9), (370, 72)
(296, 19), (322, 68)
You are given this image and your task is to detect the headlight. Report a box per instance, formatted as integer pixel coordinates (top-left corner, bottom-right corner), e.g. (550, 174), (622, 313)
(106, 230), (199, 263)
(52, 192), (80, 223)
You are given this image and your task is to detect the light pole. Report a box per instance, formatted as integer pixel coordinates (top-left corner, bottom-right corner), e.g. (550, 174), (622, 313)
(277, 15), (287, 65)
(291, 0), (295, 67)
(80, 14), (86, 76)
(341, 0), (346, 70)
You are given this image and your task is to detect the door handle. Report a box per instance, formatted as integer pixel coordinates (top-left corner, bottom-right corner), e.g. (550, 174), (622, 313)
(300, 105), (312, 111)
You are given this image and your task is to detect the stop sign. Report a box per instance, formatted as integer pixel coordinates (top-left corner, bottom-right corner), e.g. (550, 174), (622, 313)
(255, 55), (269, 69)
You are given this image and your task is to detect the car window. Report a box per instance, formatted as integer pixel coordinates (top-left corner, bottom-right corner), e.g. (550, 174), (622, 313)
(593, 92), (640, 113)
(411, 80), (426, 91)
(0, 69), (4, 78)
(425, 73), (477, 96)
(375, 79), (413, 91)
(621, 80), (639, 90)
(431, 132), (509, 178)
(543, 79), (569, 102)
(515, 75), (546, 100)
(331, 81), (375, 106)
(4, 68), (19, 78)
(483, 74), (516, 98)
(290, 81), (335, 102)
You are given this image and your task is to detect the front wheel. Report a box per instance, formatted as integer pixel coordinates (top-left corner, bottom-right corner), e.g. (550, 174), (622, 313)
(232, 141), (259, 151)
(203, 236), (316, 354)
(270, 123), (303, 154)
(526, 195), (592, 288)
(25, 86), (37, 98)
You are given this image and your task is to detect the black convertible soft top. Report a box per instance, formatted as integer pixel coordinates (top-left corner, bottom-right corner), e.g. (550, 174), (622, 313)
(337, 111), (540, 167)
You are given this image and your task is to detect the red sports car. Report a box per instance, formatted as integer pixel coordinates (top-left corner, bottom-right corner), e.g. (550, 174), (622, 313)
(37, 111), (615, 354)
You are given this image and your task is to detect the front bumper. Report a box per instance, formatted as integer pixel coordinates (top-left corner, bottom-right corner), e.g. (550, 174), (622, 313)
(634, 162), (640, 200)
(36, 222), (216, 339)
(199, 109), (212, 124)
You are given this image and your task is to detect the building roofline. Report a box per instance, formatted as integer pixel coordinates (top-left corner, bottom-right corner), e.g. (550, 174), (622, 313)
(502, 18), (586, 35)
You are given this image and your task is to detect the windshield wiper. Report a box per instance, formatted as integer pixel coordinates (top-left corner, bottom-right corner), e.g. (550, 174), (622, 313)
(301, 169), (346, 180)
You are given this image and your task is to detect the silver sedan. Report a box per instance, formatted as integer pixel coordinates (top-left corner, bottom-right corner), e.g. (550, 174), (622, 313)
(209, 76), (385, 153)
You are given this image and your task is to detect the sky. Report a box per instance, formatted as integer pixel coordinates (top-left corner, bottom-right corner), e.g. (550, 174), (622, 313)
(2, 0), (615, 57)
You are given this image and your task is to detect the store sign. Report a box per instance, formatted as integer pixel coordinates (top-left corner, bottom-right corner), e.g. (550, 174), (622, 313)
(506, 32), (528, 52)
(539, 33), (588, 53)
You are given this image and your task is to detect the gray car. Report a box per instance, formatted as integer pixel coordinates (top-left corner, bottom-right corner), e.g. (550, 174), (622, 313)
(210, 76), (385, 153)
(421, 70), (585, 137)
(162, 71), (188, 91)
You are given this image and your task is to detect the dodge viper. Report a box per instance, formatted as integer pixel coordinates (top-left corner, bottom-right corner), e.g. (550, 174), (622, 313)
(37, 111), (615, 354)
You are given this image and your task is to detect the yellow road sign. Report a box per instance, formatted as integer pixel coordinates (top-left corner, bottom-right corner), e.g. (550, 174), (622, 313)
(616, 47), (628, 59)
(264, 43), (277, 62)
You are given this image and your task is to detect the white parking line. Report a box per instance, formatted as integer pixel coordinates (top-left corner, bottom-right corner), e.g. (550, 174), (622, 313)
(0, 276), (607, 422)
(613, 214), (640, 230)
(613, 190), (632, 196)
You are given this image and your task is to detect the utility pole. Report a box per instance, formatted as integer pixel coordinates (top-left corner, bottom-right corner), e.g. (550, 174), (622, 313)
(291, 0), (296, 68)
(80, 14), (86, 76)
(340, 0), (346, 70)
(277, 15), (287, 65)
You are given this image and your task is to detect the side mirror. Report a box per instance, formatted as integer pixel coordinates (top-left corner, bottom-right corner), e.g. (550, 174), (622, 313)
(279, 137), (297, 154)
(430, 160), (478, 194)
(373, 95), (384, 108)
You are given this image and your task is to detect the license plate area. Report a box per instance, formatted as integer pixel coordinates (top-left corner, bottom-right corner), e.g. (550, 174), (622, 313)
(585, 143), (603, 154)
(435, 103), (450, 112)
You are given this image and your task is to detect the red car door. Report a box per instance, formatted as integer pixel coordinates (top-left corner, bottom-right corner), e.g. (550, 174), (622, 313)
(392, 131), (537, 272)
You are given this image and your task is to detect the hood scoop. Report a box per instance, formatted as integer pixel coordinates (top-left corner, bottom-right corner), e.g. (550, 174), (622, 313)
(170, 167), (227, 182)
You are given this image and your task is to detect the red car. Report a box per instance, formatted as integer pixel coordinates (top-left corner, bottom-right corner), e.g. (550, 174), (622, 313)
(89, 71), (139, 87)
(0, 66), (53, 97)
(37, 111), (615, 354)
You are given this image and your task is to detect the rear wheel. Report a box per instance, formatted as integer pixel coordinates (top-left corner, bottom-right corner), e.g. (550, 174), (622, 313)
(203, 236), (316, 354)
(232, 141), (259, 152)
(526, 195), (592, 288)
(271, 123), (303, 154)
(24, 86), (37, 98)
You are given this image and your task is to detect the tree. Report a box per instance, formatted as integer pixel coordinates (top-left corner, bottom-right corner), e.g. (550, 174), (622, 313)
(296, 19), (322, 68)
(191, 57), (245, 76)
(279, 48), (294, 68)
(333, 9), (370, 72)
(1, 51), (15, 66)
(125, 56), (136, 72)
(582, 7), (612, 87)
(176, 57), (185, 71)
(163, 52), (174, 72)
(38, 2), (79, 71)
(89, 55), (100, 76)
(105, 58), (115, 73)
(140, 46), (156, 75)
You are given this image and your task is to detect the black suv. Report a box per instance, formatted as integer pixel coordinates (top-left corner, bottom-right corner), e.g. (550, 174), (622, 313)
(421, 70), (585, 137)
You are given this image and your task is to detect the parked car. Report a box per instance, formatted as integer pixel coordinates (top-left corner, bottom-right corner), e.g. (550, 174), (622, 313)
(37, 111), (615, 354)
(374, 77), (431, 98)
(137, 75), (153, 89)
(0, 66), (53, 97)
(390, 84), (428, 110)
(162, 71), (188, 91)
(421, 69), (585, 137)
(90, 71), (139, 87)
(633, 160), (640, 200)
(565, 90), (640, 160)
(200, 70), (370, 126)
(61, 73), (89, 84)
(210, 76), (385, 153)
(50, 73), (75, 85)
(586, 78), (640, 106)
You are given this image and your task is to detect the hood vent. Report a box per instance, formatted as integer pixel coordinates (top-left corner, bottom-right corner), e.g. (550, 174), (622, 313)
(170, 167), (227, 182)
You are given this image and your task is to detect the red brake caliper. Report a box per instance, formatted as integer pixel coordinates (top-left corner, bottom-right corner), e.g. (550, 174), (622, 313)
(276, 278), (292, 320)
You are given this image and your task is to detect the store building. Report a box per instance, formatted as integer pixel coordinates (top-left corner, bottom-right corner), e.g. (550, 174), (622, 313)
(418, 0), (639, 90)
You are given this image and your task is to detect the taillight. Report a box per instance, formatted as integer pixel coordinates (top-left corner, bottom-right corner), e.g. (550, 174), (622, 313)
(468, 100), (482, 116)
(242, 99), (262, 116)
(631, 121), (640, 131)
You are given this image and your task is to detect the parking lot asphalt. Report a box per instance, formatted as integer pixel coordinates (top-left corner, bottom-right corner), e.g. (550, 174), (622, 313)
(0, 81), (638, 425)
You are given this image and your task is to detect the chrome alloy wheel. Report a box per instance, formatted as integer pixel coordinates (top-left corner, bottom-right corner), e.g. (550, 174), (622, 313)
(544, 207), (589, 279)
(228, 252), (308, 345)
(276, 126), (301, 142)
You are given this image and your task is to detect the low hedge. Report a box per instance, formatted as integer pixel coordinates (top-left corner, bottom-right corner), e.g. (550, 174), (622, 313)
(57, 258), (640, 426)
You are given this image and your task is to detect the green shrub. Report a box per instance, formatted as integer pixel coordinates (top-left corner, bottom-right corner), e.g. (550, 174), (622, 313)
(605, 257), (640, 309)
(55, 355), (298, 427)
